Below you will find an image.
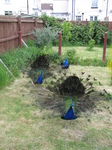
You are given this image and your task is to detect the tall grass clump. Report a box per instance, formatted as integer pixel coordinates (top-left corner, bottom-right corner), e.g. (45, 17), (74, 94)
(2, 47), (38, 72)
(0, 64), (11, 89)
(0, 44), (39, 89)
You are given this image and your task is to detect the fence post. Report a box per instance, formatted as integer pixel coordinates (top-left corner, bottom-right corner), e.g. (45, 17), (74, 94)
(58, 32), (61, 55)
(34, 17), (37, 29)
(18, 15), (22, 48)
(102, 32), (108, 62)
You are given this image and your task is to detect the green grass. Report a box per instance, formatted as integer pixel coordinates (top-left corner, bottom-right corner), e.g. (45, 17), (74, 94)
(0, 41), (39, 89)
(0, 43), (112, 149)
(0, 64), (12, 89)
(52, 46), (110, 60)
(0, 63), (112, 149)
(52, 46), (109, 67)
(0, 44), (110, 90)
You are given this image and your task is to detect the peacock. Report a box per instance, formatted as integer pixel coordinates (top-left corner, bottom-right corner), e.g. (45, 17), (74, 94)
(34, 70), (43, 84)
(61, 58), (69, 69)
(61, 101), (77, 128)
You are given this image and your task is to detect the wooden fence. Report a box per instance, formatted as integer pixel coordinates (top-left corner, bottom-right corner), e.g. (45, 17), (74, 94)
(1, 15), (112, 53)
(0, 15), (44, 53)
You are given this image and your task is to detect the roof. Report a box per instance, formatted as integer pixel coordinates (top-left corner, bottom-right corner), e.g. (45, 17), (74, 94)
(51, 12), (70, 16)
(41, 3), (53, 10)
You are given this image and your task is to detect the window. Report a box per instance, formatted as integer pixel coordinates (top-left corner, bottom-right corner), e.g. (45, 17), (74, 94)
(94, 16), (97, 21)
(91, 0), (98, 8)
(35, 12), (38, 16)
(42, 12), (46, 15)
(90, 16), (98, 21)
(90, 16), (93, 21)
(5, 11), (12, 15)
(5, 0), (10, 2)
(76, 16), (81, 21)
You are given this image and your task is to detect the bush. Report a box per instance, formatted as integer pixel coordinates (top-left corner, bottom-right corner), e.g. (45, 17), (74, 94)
(38, 14), (112, 46)
(49, 51), (62, 64)
(88, 39), (95, 51)
(70, 24), (90, 46)
(64, 49), (79, 64)
(61, 21), (72, 42)
(32, 26), (59, 48)
(38, 14), (62, 30)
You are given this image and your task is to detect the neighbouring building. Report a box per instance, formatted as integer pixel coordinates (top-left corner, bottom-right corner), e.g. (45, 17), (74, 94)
(35, 0), (112, 21)
(75, 0), (112, 21)
(0, 0), (112, 21)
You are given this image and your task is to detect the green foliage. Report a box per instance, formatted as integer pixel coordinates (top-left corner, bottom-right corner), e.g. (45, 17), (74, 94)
(0, 64), (11, 89)
(89, 21), (94, 38)
(38, 14), (62, 30)
(64, 49), (79, 64)
(107, 29), (112, 45)
(26, 39), (35, 47)
(0, 45), (39, 89)
(107, 41), (112, 82)
(38, 15), (112, 46)
(37, 45), (52, 57)
(69, 21), (111, 46)
(32, 26), (59, 48)
(61, 39), (72, 47)
(61, 21), (72, 42)
(70, 24), (90, 46)
(49, 51), (62, 64)
(79, 58), (107, 67)
(88, 39), (95, 51)
(92, 21), (108, 45)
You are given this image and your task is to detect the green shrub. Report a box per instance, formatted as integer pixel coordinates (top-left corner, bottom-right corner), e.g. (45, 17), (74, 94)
(36, 45), (52, 57)
(39, 15), (112, 46)
(92, 21), (108, 45)
(61, 21), (72, 42)
(32, 26), (59, 48)
(70, 24), (90, 46)
(89, 21), (94, 39)
(38, 14), (62, 30)
(88, 39), (95, 51)
(49, 52), (62, 64)
(64, 49), (79, 64)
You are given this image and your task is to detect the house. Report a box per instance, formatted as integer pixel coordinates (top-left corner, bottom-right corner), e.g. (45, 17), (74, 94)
(0, 0), (37, 16)
(37, 0), (112, 21)
(0, 0), (112, 21)
(75, 0), (112, 21)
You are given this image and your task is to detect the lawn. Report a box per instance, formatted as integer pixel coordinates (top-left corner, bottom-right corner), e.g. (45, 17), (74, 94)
(0, 46), (112, 150)
(52, 46), (110, 60)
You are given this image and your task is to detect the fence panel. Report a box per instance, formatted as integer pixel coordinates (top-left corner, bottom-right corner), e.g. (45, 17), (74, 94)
(0, 15), (44, 53)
